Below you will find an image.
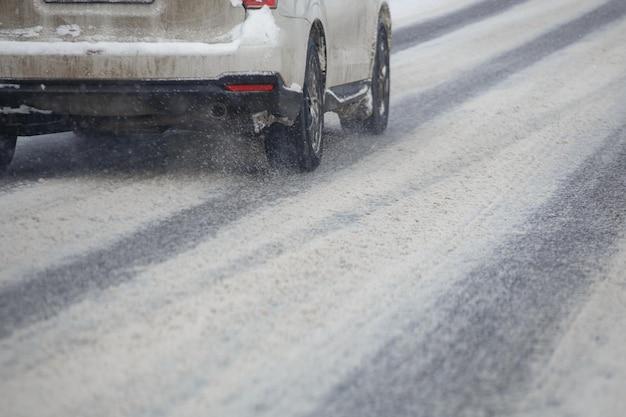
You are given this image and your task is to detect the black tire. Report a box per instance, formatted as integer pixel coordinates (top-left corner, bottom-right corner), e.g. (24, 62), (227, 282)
(340, 24), (390, 135)
(0, 134), (17, 171)
(265, 37), (324, 172)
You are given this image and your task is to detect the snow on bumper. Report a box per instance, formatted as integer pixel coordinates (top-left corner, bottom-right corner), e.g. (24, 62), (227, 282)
(0, 10), (308, 88)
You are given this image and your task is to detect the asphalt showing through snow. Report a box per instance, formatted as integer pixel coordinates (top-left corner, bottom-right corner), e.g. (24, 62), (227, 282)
(1, 1), (626, 416)
(393, 0), (626, 134)
(1, 0), (625, 340)
(313, 126), (626, 417)
(394, 0), (530, 52)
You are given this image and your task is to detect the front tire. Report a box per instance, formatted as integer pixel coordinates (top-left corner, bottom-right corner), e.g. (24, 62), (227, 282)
(265, 37), (324, 172)
(340, 24), (390, 135)
(0, 134), (17, 171)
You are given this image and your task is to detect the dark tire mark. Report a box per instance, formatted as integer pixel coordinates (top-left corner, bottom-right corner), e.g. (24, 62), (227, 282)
(312, 128), (626, 417)
(393, 0), (626, 136)
(394, 0), (530, 52)
(0, 182), (294, 339)
(1, 1), (625, 339)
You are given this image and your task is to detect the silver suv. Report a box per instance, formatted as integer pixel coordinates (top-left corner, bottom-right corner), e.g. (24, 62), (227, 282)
(0, 0), (391, 171)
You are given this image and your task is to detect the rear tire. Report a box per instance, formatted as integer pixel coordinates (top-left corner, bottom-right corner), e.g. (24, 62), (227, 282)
(265, 37), (324, 172)
(0, 134), (17, 171)
(340, 24), (390, 135)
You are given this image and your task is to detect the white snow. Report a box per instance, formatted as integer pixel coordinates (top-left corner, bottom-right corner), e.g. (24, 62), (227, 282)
(0, 136), (230, 286)
(391, 0), (608, 102)
(514, 238), (626, 417)
(326, 85), (370, 105)
(56, 24), (81, 38)
(239, 5), (280, 45)
(0, 40), (241, 56)
(0, 6), (279, 57)
(0, 25), (43, 38)
(285, 83), (302, 92)
(390, 0), (483, 28)
(0, 105), (52, 115)
(0, 83), (20, 89)
(1, 1), (626, 417)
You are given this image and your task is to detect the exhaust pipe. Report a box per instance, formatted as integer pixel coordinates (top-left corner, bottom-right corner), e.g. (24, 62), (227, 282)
(210, 103), (227, 119)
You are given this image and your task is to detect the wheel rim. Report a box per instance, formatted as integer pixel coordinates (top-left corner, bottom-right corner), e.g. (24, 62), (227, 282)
(305, 55), (323, 155)
(375, 29), (390, 119)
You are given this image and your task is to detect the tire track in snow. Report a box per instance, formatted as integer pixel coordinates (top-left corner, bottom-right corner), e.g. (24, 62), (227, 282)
(313, 126), (626, 417)
(0, 0), (537, 197)
(0, 183), (285, 339)
(1, 0), (625, 339)
(0, 133), (176, 195)
(392, 0), (626, 135)
(394, 0), (530, 52)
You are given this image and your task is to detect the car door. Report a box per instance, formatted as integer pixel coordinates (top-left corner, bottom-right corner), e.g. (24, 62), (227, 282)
(323, 0), (372, 88)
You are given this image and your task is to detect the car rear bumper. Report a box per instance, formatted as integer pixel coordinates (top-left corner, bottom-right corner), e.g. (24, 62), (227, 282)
(0, 74), (303, 136)
(0, 12), (309, 88)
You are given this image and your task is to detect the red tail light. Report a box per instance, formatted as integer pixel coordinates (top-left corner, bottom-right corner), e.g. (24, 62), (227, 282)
(225, 84), (275, 92)
(242, 0), (277, 9)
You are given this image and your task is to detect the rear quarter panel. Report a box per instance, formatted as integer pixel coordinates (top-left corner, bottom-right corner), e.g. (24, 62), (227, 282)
(279, 0), (387, 88)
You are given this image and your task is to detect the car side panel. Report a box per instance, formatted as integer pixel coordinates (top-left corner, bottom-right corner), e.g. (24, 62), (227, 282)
(280, 0), (386, 88)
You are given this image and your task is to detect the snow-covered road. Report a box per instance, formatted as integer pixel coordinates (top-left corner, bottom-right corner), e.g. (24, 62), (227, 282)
(1, 1), (626, 416)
